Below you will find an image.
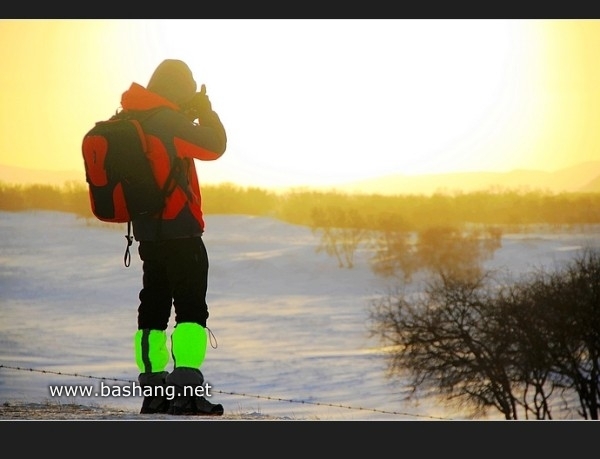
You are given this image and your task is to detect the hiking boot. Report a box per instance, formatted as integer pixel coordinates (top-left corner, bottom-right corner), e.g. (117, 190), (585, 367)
(140, 394), (171, 414)
(138, 371), (170, 414)
(165, 367), (224, 416)
(168, 395), (224, 416)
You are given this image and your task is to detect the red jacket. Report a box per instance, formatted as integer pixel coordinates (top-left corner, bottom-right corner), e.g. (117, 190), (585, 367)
(119, 82), (227, 241)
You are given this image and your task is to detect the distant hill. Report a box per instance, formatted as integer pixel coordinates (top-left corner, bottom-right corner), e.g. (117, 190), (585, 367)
(580, 173), (600, 193)
(334, 161), (600, 196)
(1, 161), (600, 195)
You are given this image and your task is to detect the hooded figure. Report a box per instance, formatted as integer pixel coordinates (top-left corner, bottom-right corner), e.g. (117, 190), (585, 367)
(115, 59), (227, 416)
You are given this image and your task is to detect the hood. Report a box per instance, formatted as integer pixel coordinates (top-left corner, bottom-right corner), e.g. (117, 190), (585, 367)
(146, 59), (197, 106)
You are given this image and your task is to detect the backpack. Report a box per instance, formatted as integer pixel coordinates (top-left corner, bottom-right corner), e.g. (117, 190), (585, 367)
(81, 108), (179, 266)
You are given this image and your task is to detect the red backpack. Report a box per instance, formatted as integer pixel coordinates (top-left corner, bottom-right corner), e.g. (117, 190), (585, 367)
(81, 108), (179, 266)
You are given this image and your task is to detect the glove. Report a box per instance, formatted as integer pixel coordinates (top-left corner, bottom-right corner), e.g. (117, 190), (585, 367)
(182, 84), (212, 121)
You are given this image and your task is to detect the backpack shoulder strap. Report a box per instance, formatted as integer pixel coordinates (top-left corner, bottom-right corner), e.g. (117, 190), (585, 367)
(116, 106), (185, 245)
(108, 107), (168, 266)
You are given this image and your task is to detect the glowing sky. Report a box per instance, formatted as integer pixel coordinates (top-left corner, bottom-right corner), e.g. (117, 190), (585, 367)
(1, 19), (599, 190)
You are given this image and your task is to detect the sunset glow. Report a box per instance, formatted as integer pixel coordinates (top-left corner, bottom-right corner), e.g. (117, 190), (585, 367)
(1, 19), (599, 192)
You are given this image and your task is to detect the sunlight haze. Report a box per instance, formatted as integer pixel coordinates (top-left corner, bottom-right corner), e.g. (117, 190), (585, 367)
(1, 19), (599, 192)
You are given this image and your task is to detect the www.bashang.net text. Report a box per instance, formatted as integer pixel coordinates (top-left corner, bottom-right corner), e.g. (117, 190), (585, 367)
(48, 381), (214, 400)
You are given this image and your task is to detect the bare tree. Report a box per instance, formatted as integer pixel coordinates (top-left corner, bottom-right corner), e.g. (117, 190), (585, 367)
(523, 249), (600, 419)
(369, 273), (523, 419)
(310, 206), (368, 269)
(369, 223), (502, 283)
(416, 225), (502, 282)
(369, 212), (418, 281)
(493, 283), (558, 419)
(368, 248), (600, 420)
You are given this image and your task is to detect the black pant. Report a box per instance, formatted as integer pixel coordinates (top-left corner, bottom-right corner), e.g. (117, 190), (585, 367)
(137, 237), (210, 330)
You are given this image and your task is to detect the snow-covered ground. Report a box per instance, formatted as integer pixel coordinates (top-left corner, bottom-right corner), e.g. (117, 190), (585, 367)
(1, 210), (598, 420)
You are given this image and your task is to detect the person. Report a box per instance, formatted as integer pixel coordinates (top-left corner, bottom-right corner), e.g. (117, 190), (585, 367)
(118, 59), (227, 415)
